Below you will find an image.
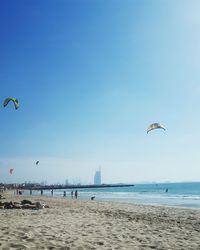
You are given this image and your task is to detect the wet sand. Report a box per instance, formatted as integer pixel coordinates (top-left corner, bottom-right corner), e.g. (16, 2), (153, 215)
(1, 192), (200, 249)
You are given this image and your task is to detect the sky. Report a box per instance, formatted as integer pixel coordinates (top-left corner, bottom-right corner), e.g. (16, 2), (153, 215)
(0, 0), (200, 184)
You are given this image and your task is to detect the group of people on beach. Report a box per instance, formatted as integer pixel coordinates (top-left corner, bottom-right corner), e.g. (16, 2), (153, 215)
(70, 190), (78, 199)
(16, 189), (23, 195)
(0, 199), (49, 209)
(15, 188), (96, 201)
(38, 189), (79, 199)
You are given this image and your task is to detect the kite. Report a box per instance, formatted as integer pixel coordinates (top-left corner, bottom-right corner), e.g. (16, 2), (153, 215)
(3, 98), (19, 110)
(9, 168), (14, 175)
(147, 123), (166, 134)
(36, 161), (39, 165)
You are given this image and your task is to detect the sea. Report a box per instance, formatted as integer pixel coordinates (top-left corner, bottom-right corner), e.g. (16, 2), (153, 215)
(27, 182), (200, 209)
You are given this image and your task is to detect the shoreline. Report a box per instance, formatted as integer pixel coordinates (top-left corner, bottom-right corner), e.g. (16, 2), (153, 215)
(18, 188), (200, 210)
(1, 192), (200, 249)
(4, 192), (195, 209)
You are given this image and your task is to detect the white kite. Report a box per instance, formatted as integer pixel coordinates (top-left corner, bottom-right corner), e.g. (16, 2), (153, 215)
(147, 123), (166, 134)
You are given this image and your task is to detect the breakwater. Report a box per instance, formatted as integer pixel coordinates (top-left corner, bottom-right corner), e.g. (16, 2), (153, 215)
(23, 184), (135, 190)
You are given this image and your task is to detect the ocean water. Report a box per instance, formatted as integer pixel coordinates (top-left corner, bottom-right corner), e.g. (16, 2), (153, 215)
(28, 182), (200, 209)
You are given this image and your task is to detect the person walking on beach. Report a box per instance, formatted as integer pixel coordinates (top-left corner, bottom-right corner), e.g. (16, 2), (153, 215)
(51, 189), (53, 196)
(41, 189), (43, 196)
(63, 191), (66, 197)
(71, 190), (73, 199)
(75, 190), (78, 199)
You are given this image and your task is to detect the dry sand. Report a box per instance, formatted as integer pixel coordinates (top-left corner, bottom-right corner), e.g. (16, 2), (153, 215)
(1, 192), (200, 250)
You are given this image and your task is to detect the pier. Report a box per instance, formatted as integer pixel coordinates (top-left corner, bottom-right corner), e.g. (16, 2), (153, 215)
(21, 183), (135, 191)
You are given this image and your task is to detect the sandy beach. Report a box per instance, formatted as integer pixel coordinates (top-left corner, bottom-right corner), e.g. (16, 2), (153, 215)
(1, 192), (200, 250)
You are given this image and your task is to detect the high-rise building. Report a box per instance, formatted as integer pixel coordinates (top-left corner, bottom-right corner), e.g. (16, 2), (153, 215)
(94, 168), (101, 185)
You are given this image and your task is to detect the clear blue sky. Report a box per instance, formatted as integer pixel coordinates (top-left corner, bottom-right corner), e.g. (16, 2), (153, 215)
(0, 0), (200, 184)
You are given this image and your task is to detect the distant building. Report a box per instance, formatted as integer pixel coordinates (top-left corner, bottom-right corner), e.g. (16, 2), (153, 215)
(94, 169), (101, 185)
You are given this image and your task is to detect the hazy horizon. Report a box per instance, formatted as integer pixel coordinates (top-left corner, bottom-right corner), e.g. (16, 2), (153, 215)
(1, 0), (200, 184)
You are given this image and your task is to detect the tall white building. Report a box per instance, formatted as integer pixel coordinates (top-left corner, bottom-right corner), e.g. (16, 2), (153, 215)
(94, 168), (101, 185)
